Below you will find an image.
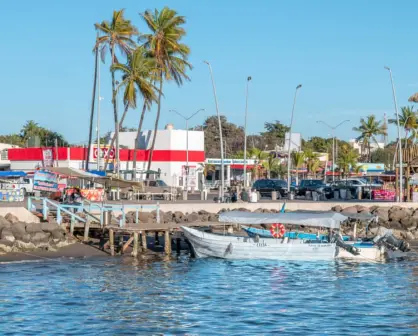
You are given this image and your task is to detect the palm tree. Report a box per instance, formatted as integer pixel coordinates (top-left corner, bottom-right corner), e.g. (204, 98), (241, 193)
(304, 148), (320, 177)
(107, 46), (158, 170)
(291, 151), (305, 185)
(389, 106), (417, 150)
(353, 115), (386, 162)
(140, 7), (192, 174)
(262, 153), (279, 179)
(86, 35), (99, 171)
(95, 9), (138, 170)
(21, 120), (40, 140)
(337, 145), (358, 177)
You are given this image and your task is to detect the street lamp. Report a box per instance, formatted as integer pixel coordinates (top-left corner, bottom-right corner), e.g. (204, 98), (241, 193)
(287, 84), (302, 192)
(385, 66), (403, 202)
(170, 108), (205, 196)
(204, 61), (225, 201)
(243, 76), (252, 189)
(316, 120), (350, 182)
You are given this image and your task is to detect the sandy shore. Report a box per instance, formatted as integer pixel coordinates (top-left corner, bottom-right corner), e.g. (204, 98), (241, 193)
(0, 242), (108, 263)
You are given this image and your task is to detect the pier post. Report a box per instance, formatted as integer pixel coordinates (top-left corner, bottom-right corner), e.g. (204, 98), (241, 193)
(141, 231), (147, 251)
(176, 238), (181, 254)
(70, 217), (75, 235)
(83, 219), (91, 242)
(164, 230), (171, 255)
(155, 232), (160, 246)
(109, 229), (115, 256)
(133, 232), (139, 258)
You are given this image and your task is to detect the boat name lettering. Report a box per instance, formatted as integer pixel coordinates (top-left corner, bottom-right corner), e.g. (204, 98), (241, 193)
(256, 242), (267, 247)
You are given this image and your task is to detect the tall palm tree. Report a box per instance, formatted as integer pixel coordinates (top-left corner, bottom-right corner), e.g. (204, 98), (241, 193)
(140, 7), (192, 174)
(353, 115), (386, 162)
(106, 46), (158, 170)
(304, 148), (320, 177)
(262, 153), (279, 179)
(21, 120), (40, 141)
(388, 106), (417, 150)
(95, 9), (138, 170)
(337, 144), (358, 177)
(291, 151), (305, 185)
(86, 35), (99, 171)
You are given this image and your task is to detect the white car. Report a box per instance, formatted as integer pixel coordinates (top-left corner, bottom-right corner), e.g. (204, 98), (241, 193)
(0, 178), (34, 196)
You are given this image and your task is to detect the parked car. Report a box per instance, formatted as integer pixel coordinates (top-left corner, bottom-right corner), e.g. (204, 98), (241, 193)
(252, 179), (288, 199)
(142, 180), (181, 199)
(329, 178), (381, 199)
(0, 177), (34, 196)
(296, 179), (333, 199)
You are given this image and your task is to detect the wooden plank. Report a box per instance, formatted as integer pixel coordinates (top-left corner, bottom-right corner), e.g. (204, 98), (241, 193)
(133, 232), (139, 258)
(83, 219), (91, 242)
(122, 235), (134, 253)
(109, 229), (115, 256)
(141, 231), (147, 251)
(164, 230), (171, 255)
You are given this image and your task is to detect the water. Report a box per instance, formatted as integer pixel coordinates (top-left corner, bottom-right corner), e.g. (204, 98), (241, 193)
(1, 255), (418, 335)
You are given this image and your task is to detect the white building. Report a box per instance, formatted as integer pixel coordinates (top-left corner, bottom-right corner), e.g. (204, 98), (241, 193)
(8, 125), (205, 189)
(349, 139), (385, 154)
(0, 143), (20, 171)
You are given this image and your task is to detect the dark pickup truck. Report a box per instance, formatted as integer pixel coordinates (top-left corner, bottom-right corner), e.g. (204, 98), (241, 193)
(296, 179), (333, 199)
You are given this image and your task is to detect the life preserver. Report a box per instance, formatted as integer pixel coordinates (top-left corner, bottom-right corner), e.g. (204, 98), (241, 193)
(270, 223), (286, 238)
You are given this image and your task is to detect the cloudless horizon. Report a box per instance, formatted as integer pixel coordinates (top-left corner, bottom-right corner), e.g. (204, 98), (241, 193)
(1, 0), (417, 145)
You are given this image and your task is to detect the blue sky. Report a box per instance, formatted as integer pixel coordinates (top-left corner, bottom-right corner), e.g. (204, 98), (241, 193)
(1, 0), (417, 144)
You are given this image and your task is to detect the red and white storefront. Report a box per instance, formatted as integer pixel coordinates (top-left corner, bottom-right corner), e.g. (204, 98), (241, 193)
(7, 129), (205, 188)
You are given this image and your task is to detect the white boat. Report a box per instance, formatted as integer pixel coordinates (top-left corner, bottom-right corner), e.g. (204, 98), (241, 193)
(182, 211), (410, 261)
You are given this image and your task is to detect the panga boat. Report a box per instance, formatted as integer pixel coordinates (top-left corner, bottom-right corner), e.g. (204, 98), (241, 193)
(181, 211), (409, 261)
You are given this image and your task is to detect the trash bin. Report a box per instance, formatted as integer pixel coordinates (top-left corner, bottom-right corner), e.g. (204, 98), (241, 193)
(340, 189), (347, 199)
(241, 190), (249, 202)
(271, 191), (277, 200)
(312, 191), (319, 201)
(288, 192), (295, 200)
(334, 190), (339, 199)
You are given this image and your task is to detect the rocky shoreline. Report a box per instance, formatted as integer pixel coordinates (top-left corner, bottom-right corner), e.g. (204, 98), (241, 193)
(0, 213), (74, 254)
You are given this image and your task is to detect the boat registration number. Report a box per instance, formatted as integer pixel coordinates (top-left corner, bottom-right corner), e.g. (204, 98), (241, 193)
(308, 244), (332, 247)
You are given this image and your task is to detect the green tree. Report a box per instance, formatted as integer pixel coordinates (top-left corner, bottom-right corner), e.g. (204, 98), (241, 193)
(109, 46), (158, 169)
(261, 121), (290, 147)
(95, 9), (138, 170)
(352, 115), (386, 162)
(388, 106), (417, 150)
(337, 144), (358, 177)
(262, 153), (279, 179)
(304, 148), (320, 177)
(140, 7), (192, 174)
(291, 151), (305, 185)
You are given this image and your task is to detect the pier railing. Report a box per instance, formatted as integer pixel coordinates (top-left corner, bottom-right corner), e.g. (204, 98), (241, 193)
(27, 197), (160, 229)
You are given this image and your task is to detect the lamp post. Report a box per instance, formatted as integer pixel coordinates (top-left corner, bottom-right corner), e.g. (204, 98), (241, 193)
(204, 61), (225, 201)
(316, 120), (350, 182)
(385, 66), (403, 202)
(170, 109), (205, 195)
(287, 84), (302, 192)
(243, 76), (252, 189)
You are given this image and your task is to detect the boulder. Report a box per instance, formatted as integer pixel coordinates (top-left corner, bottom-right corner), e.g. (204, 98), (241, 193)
(25, 223), (43, 234)
(341, 206), (358, 214)
(389, 207), (411, 222)
(31, 232), (51, 245)
(11, 222), (27, 240)
(198, 210), (209, 215)
(1, 228), (15, 243)
(387, 221), (403, 230)
(50, 229), (67, 241)
(237, 208), (251, 212)
(208, 213), (218, 222)
(371, 207), (390, 222)
(0, 216), (11, 229)
(331, 205), (342, 212)
(356, 205), (369, 213)
(173, 211), (184, 220)
(137, 212), (151, 223)
(41, 222), (61, 233)
(187, 213), (199, 223)
(5, 213), (19, 224)
(400, 217), (417, 231)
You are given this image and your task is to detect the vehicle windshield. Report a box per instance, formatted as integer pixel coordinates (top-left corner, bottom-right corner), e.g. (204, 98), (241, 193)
(303, 180), (323, 186)
(273, 180), (287, 187)
(157, 180), (168, 187)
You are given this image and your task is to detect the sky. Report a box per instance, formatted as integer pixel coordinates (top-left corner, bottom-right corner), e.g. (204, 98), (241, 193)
(1, 0), (418, 145)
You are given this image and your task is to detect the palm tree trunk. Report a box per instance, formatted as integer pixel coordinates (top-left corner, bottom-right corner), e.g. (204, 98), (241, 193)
(104, 45), (119, 172)
(104, 103), (129, 171)
(146, 74), (163, 175)
(86, 42), (99, 171)
(133, 101), (148, 170)
(405, 130), (409, 152)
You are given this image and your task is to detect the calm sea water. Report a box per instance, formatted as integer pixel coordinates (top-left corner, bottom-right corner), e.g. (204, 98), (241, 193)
(1, 254), (418, 335)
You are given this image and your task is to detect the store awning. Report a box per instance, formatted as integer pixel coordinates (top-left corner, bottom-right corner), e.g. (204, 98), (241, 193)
(0, 171), (27, 177)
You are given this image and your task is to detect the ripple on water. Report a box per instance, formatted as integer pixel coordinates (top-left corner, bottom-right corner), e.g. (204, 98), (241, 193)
(0, 254), (418, 335)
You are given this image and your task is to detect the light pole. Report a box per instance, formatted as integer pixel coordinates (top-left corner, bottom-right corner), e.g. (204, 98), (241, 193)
(243, 76), (252, 189)
(385, 66), (403, 202)
(170, 108), (205, 195)
(316, 120), (350, 182)
(204, 61), (225, 200)
(287, 84), (302, 192)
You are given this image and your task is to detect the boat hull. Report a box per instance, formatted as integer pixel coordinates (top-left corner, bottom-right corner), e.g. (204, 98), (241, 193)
(182, 227), (337, 260)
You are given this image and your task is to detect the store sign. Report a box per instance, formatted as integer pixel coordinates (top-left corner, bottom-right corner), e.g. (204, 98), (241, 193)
(206, 158), (256, 165)
(182, 165), (197, 187)
(93, 147), (115, 160)
(34, 170), (59, 192)
(0, 189), (24, 202)
(42, 149), (53, 168)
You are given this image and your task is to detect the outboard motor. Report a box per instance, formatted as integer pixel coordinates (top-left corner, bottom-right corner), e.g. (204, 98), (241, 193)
(331, 234), (360, 256)
(373, 228), (410, 252)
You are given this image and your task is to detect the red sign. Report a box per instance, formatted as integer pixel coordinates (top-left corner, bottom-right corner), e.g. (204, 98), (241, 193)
(93, 147), (115, 160)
